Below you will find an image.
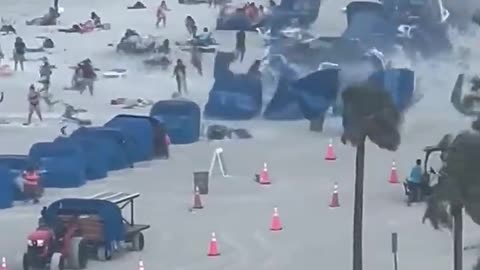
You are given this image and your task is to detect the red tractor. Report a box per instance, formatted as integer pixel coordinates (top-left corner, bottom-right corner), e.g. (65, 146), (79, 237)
(23, 219), (88, 270)
(23, 192), (149, 270)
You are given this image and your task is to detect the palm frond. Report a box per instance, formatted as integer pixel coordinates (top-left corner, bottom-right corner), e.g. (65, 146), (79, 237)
(341, 83), (402, 150)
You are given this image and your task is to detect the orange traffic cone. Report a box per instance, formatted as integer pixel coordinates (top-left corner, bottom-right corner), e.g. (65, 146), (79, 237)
(270, 207), (283, 231)
(193, 186), (203, 209)
(325, 139), (336, 160)
(208, 232), (220, 256)
(1, 257), (6, 270)
(389, 161), (399, 184)
(259, 162), (271, 185)
(329, 183), (340, 208)
(137, 260), (144, 270)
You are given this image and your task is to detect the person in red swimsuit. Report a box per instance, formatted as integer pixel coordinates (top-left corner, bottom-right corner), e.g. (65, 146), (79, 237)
(23, 167), (40, 203)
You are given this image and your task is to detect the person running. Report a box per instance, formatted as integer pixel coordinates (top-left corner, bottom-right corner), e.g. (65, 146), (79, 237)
(156, 1), (170, 27)
(24, 84), (43, 125)
(235, 30), (246, 62)
(79, 59), (96, 96)
(185, 16), (197, 37)
(173, 59), (187, 95)
(13, 37), (26, 71)
(190, 46), (203, 76)
(39, 57), (52, 92)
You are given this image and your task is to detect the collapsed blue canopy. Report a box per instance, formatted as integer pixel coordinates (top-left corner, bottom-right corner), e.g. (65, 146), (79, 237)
(150, 99), (201, 144)
(263, 76), (304, 120)
(205, 52), (262, 120)
(342, 1), (396, 50)
(0, 165), (15, 209)
(29, 141), (87, 188)
(216, 9), (258, 31)
(45, 199), (125, 250)
(292, 68), (340, 119)
(0, 155), (34, 172)
(368, 68), (415, 111)
(55, 137), (109, 181)
(105, 115), (158, 162)
(70, 127), (133, 171)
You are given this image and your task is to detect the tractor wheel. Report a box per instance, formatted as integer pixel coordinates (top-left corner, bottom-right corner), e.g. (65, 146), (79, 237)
(50, 253), (65, 270)
(131, 232), (145, 251)
(67, 237), (88, 269)
(96, 246), (112, 261)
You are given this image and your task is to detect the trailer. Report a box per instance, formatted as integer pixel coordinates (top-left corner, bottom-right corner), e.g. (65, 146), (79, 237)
(23, 191), (150, 270)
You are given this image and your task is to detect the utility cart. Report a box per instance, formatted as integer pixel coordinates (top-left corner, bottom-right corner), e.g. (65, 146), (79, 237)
(23, 191), (150, 270)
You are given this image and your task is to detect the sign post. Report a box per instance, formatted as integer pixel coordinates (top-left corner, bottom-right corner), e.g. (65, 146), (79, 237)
(208, 148), (230, 178)
(391, 232), (398, 270)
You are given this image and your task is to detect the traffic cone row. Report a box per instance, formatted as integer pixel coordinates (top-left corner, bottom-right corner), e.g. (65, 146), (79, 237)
(207, 207), (284, 256)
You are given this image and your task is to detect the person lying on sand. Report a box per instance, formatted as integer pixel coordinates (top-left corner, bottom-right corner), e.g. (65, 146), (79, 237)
(110, 98), (154, 109)
(144, 54), (171, 69)
(61, 103), (91, 126)
(26, 7), (59, 26)
(58, 20), (95, 33)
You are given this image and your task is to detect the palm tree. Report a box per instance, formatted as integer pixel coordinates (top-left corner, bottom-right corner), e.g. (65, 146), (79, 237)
(422, 74), (480, 270)
(341, 83), (402, 270)
(423, 129), (480, 270)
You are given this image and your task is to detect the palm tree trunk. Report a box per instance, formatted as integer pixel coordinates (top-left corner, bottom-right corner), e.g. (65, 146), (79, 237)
(452, 203), (463, 270)
(353, 137), (366, 270)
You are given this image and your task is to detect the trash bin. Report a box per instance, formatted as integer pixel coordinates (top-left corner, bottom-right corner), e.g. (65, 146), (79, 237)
(309, 114), (325, 132)
(193, 171), (209, 194)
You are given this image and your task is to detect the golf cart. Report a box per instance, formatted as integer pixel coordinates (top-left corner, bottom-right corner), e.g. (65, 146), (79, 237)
(403, 146), (438, 205)
(23, 192), (150, 270)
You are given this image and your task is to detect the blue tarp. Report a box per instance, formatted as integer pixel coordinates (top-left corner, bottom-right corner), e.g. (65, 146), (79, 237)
(263, 76), (304, 120)
(45, 199), (125, 251)
(70, 127), (133, 171)
(0, 155), (33, 173)
(29, 141), (86, 188)
(368, 68), (415, 111)
(104, 115), (156, 162)
(205, 53), (262, 120)
(342, 1), (396, 50)
(0, 165), (15, 209)
(216, 10), (257, 31)
(150, 99), (201, 144)
(292, 68), (340, 119)
(55, 137), (109, 181)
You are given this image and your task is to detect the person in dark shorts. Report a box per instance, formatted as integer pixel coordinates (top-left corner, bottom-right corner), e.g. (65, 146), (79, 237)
(14, 37), (26, 71)
(172, 59), (187, 95)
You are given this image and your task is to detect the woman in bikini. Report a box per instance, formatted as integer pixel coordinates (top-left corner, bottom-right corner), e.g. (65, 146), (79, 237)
(25, 84), (43, 125)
